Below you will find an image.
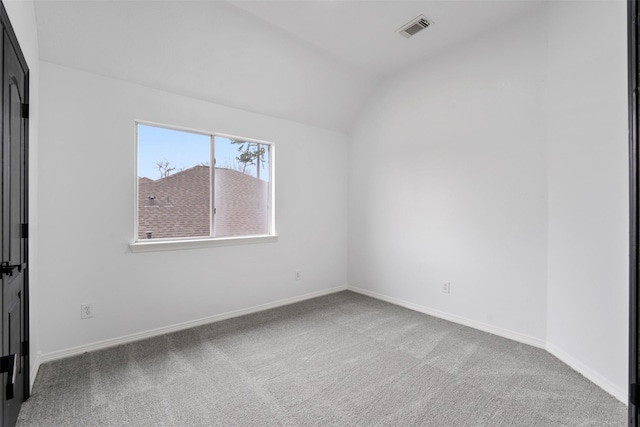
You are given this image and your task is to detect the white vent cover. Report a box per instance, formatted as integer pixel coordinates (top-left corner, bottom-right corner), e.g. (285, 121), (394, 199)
(396, 15), (433, 38)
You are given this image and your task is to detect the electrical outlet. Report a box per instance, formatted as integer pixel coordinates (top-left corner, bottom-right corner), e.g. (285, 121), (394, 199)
(81, 304), (93, 319)
(442, 282), (451, 294)
(294, 270), (301, 281)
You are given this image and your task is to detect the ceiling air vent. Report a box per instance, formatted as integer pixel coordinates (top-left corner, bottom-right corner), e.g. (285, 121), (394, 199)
(396, 15), (433, 38)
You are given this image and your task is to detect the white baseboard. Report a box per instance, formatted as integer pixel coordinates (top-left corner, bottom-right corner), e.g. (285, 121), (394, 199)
(38, 285), (348, 365)
(348, 286), (546, 348)
(546, 342), (627, 404)
(348, 285), (626, 405)
(34, 284), (628, 406)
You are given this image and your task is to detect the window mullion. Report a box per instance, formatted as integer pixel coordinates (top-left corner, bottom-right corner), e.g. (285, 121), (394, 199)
(267, 144), (274, 235)
(210, 135), (215, 238)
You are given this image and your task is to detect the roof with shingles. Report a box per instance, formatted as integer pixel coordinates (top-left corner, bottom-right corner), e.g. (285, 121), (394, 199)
(138, 166), (269, 240)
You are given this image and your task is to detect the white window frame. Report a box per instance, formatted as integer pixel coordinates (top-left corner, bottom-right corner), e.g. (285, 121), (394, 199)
(130, 121), (277, 253)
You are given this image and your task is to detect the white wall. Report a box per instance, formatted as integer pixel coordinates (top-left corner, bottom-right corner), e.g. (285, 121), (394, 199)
(23, 0), (630, 404)
(349, 1), (628, 402)
(3, 0), (40, 387)
(349, 6), (549, 343)
(545, 1), (628, 401)
(34, 0), (375, 133)
(37, 61), (348, 356)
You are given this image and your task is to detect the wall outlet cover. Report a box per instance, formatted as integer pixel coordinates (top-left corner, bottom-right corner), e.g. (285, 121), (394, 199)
(81, 304), (94, 319)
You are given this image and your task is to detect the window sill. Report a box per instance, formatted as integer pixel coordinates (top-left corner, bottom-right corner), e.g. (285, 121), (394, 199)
(129, 235), (278, 253)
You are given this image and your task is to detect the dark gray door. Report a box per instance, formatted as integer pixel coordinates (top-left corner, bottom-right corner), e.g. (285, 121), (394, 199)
(630, 0), (639, 425)
(0, 25), (28, 427)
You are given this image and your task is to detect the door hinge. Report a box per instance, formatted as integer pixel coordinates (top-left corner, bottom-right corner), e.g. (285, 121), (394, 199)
(20, 103), (28, 119)
(21, 223), (27, 239)
(21, 341), (28, 357)
(632, 383), (639, 406)
(214, 208), (216, 215)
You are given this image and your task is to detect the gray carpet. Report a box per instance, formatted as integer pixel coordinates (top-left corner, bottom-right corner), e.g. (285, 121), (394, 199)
(17, 291), (626, 426)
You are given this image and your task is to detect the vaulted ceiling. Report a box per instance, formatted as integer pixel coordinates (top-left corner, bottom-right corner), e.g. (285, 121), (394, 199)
(230, 1), (540, 77)
(34, 0), (541, 132)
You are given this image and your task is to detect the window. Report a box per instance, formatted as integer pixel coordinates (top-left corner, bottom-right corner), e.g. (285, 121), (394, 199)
(134, 123), (274, 247)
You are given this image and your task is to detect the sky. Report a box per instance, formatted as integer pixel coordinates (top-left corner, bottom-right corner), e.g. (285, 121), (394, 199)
(137, 124), (269, 180)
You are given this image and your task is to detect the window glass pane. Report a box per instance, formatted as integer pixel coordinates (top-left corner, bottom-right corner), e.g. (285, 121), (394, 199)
(137, 124), (211, 240)
(214, 136), (270, 237)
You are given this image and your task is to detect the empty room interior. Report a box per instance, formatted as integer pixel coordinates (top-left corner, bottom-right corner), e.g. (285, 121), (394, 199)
(0, 0), (631, 425)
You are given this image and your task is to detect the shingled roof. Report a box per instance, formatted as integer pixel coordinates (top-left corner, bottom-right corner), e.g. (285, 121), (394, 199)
(138, 166), (269, 240)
